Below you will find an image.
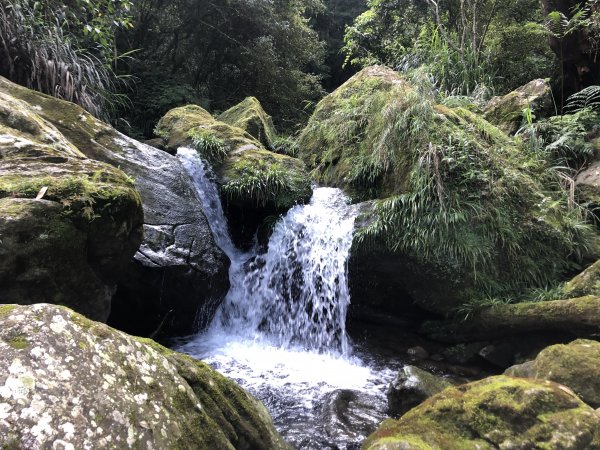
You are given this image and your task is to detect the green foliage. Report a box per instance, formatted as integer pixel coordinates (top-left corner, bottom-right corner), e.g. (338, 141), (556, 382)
(271, 136), (300, 157)
(528, 108), (600, 168)
(120, 0), (326, 135)
(188, 129), (229, 165)
(313, 72), (594, 302)
(0, 0), (132, 119)
(343, 0), (555, 95)
(567, 85), (600, 111)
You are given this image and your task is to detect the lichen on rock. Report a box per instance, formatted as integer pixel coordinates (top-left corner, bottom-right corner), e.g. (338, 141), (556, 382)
(0, 304), (289, 450)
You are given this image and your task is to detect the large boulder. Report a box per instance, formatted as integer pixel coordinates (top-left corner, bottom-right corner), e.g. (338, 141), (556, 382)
(484, 78), (553, 134)
(298, 66), (593, 317)
(364, 375), (600, 450)
(0, 303), (289, 449)
(386, 366), (452, 418)
(0, 77), (230, 336)
(156, 104), (311, 246)
(0, 89), (143, 322)
(506, 339), (600, 408)
(217, 97), (277, 149)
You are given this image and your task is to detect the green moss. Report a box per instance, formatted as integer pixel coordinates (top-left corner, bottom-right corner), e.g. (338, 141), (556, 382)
(220, 148), (312, 210)
(6, 334), (29, 350)
(217, 97), (276, 148)
(299, 66), (594, 307)
(0, 305), (16, 318)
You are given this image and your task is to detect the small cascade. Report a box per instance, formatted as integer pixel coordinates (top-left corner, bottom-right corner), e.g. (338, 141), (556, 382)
(214, 188), (357, 355)
(177, 146), (357, 355)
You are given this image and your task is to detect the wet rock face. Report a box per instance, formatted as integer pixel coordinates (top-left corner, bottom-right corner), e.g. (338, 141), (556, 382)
(386, 366), (452, 418)
(506, 339), (600, 408)
(0, 86), (143, 322)
(365, 375), (600, 450)
(0, 304), (289, 450)
(0, 76), (230, 336)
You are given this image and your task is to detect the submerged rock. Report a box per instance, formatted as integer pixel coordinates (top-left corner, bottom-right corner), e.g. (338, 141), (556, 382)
(506, 339), (600, 408)
(218, 97), (277, 149)
(319, 389), (385, 447)
(386, 366), (451, 418)
(364, 375), (600, 449)
(0, 303), (289, 450)
(0, 76), (229, 336)
(484, 78), (553, 134)
(0, 86), (143, 321)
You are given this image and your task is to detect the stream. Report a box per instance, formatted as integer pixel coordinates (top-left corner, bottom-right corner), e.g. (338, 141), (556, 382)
(175, 148), (408, 448)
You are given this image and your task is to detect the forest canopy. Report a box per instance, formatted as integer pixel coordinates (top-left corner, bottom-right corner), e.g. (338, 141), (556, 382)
(1, 0), (598, 135)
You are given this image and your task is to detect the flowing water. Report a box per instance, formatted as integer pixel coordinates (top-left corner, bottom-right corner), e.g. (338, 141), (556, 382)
(176, 148), (403, 449)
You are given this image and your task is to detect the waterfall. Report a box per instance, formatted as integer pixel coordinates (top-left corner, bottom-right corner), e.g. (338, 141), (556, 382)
(177, 147), (357, 355)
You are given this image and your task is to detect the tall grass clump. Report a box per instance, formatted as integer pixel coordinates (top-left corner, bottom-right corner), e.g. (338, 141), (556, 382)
(0, 0), (131, 120)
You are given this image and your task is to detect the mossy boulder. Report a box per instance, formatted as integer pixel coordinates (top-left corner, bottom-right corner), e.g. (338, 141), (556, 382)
(0, 76), (229, 336)
(156, 104), (262, 154)
(386, 366), (452, 418)
(0, 89), (143, 321)
(218, 97), (277, 149)
(564, 259), (600, 297)
(364, 375), (600, 450)
(0, 303), (289, 449)
(484, 78), (553, 134)
(506, 339), (600, 408)
(299, 66), (593, 316)
(157, 104), (312, 246)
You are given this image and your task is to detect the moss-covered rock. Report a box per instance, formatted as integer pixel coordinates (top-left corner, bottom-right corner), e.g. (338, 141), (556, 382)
(299, 66), (594, 316)
(0, 89), (143, 321)
(157, 104), (312, 246)
(506, 339), (600, 408)
(218, 97), (277, 149)
(364, 375), (600, 450)
(0, 303), (289, 449)
(221, 148), (312, 210)
(157, 104), (262, 154)
(564, 260), (600, 297)
(484, 78), (553, 134)
(0, 76), (229, 336)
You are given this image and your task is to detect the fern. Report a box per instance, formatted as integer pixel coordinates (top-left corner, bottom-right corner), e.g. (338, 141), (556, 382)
(566, 86), (600, 111)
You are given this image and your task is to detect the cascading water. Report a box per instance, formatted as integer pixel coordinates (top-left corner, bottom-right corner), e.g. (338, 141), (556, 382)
(176, 148), (400, 449)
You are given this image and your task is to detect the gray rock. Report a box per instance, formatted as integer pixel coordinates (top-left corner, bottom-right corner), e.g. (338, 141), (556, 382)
(407, 346), (429, 360)
(0, 303), (289, 450)
(386, 365), (452, 417)
(0, 76), (230, 336)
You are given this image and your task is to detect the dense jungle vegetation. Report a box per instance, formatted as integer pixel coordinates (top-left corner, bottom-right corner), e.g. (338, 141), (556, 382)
(1, 0), (598, 131)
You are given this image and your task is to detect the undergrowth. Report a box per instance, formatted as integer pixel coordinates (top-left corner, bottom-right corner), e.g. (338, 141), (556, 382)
(188, 128), (229, 165)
